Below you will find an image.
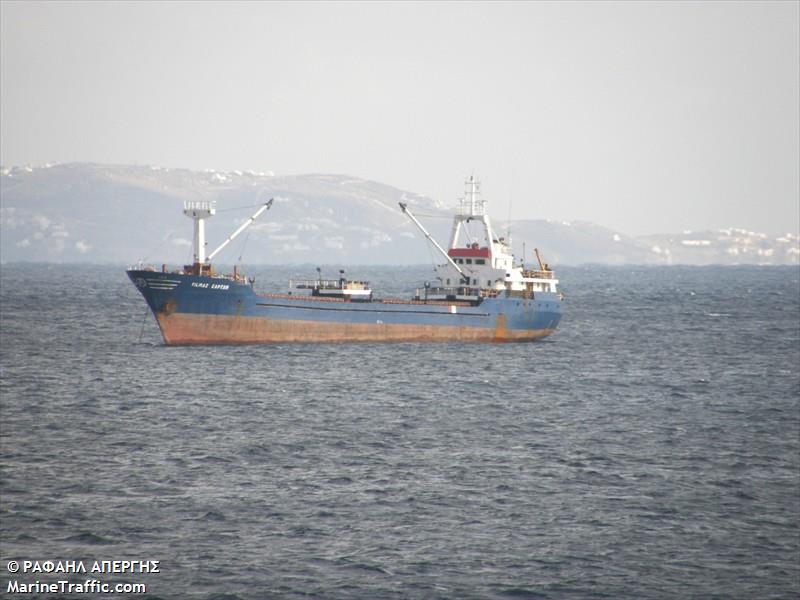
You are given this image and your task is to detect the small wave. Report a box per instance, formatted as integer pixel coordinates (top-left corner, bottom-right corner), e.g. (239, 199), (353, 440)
(289, 525), (324, 537)
(327, 476), (354, 485)
(197, 510), (226, 522)
(63, 531), (114, 545)
(735, 490), (758, 501)
(499, 587), (550, 599)
(196, 454), (234, 464)
(340, 560), (393, 576)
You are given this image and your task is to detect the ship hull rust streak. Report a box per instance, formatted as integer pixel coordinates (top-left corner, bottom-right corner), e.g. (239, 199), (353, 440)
(128, 268), (561, 346)
(154, 312), (555, 345)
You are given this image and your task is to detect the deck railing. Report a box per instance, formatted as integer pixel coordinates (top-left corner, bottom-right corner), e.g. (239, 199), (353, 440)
(521, 269), (556, 279)
(291, 279), (370, 290)
(414, 285), (482, 299)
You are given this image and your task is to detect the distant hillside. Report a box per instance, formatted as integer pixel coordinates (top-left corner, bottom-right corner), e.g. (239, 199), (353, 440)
(0, 163), (445, 265)
(1, 163), (798, 266)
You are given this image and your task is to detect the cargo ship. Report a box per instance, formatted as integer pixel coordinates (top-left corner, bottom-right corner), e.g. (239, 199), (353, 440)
(127, 176), (562, 344)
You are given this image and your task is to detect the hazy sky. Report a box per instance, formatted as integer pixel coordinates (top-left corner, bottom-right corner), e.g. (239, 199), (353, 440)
(1, 1), (798, 235)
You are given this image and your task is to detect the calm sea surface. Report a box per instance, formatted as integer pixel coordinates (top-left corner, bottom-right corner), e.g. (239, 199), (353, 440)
(1, 264), (798, 599)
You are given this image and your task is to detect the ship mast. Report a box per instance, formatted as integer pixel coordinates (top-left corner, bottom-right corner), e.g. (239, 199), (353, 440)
(183, 199), (274, 275)
(467, 174), (480, 214)
(184, 201), (216, 265)
(449, 175), (496, 252)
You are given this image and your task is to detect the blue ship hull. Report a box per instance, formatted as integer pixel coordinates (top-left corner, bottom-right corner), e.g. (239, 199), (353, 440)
(128, 270), (562, 345)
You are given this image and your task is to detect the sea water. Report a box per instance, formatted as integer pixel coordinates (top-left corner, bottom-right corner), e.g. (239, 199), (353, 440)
(1, 264), (798, 599)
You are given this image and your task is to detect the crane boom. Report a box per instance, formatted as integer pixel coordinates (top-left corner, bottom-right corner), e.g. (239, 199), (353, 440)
(399, 202), (466, 281)
(207, 199), (273, 261)
(534, 247), (545, 271)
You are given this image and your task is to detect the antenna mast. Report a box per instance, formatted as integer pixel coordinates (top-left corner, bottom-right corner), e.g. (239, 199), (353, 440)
(462, 175), (484, 217)
(451, 175), (495, 251)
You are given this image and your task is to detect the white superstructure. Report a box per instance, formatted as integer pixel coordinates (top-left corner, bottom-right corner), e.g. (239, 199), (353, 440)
(402, 176), (558, 298)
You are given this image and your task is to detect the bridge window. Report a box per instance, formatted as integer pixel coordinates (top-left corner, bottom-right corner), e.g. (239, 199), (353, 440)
(475, 259), (485, 265)
(465, 259), (472, 264)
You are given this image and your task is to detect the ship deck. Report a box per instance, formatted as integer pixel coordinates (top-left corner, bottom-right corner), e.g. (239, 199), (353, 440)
(258, 293), (476, 307)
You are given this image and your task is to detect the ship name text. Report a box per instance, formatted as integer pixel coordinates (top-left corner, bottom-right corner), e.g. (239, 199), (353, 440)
(191, 282), (230, 290)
